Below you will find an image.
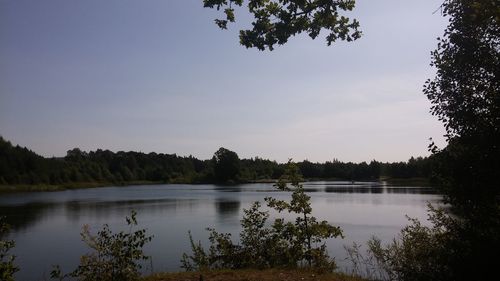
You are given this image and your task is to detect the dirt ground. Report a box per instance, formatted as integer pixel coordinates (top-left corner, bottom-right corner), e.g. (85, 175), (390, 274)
(143, 269), (365, 281)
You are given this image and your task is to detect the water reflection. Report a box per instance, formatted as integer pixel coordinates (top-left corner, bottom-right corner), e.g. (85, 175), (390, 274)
(0, 184), (438, 232)
(214, 186), (243, 192)
(0, 198), (205, 230)
(384, 187), (438, 194)
(323, 186), (436, 194)
(302, 181), (437, 195)
(214, 200), (241, 221)
(304, 181), (383, 187)
(0, 202), (57, 231)
(0, 182), (442, 281)
(63, 198), (200, 221)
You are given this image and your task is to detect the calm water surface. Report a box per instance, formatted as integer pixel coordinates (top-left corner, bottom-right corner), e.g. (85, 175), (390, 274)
(0, 182), (441, 280)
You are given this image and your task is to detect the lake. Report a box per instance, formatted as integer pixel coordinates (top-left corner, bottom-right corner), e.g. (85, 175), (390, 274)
(0, 182), (441, 280)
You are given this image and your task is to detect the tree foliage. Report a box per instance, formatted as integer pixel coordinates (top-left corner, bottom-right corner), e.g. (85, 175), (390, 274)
(422, 2), (499, 277)
(181, 161), (343, 272)
(212, 147), (241, 183)
(0, 218), (18, 281)
(345, 205), (460, 281)
(0, 136), (435, 188)
(424, 0), (499, 140)
(424, 0), (499, 216)
(348, 1), (500, 280)
(203, 0), (361, 50)
(265, 161), (343, 268)
(51, 210), (153, 281)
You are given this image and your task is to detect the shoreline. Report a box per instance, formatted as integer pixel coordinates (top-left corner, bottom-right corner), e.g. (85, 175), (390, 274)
(142, 269), (366, 281)
(0, 177), (432, 194)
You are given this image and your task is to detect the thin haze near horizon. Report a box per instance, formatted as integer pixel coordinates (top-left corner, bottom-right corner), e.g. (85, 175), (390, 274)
(0, 0), (448, 163)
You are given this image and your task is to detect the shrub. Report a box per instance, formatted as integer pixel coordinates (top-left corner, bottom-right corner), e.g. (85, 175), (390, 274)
(0, 217), (18, 281)
(51, 210), (153, 281)
(345, 205), (462, 281)
(182, 161), (343, 272)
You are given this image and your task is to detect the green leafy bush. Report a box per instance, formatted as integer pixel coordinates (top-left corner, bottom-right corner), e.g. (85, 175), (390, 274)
(345, 205), (465, 281)
(182, 161), (343, 272)
(51, 210), (153, 281)
(0, 217), (18, 281)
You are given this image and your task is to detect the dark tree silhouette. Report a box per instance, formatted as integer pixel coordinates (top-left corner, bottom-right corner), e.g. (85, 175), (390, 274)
(424, 0), (499, 220)
(212, 147), (241, 183)
(420, 1), (499, 279)
(0, 136), (434, 187)
(203, 0), (361, 50)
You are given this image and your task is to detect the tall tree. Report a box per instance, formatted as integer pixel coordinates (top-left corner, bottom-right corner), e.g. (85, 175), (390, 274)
(212, 147), (241, 182)
(422, 0), (499, 279)
(424, 0), (499, 218)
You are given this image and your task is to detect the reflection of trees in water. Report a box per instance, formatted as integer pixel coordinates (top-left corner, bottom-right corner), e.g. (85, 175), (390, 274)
(63, 198), (199, 221)
(0, 184), (437, 233)
(0, 198), (202, 231)
(325, 187), (370, 193)
(324, 186), (437, 194)
(0, 202), (58, 231)
(384, 187), (437, 194)
(214, 186), (242, 192)
(303, 181), (438, 195)
(213, 185), (242, 221)
(214, 200), (240, 221)
(301, 188), (321, 192)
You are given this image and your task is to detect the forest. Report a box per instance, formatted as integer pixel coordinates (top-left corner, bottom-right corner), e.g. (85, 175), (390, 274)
(0, 136), (434, 187)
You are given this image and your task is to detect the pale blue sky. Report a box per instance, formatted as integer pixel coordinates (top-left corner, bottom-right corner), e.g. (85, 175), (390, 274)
(0, 0), (448, 162)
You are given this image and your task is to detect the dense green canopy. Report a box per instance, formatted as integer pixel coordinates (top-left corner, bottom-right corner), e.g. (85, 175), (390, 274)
(0, 136), (433, 186)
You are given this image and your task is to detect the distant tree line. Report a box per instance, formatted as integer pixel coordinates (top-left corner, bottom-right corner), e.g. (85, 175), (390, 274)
(0, 136), (435, 186)
(297, 156), (433, 180)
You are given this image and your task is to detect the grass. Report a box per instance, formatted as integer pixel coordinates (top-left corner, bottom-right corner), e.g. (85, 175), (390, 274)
(143, 269), (366, 281)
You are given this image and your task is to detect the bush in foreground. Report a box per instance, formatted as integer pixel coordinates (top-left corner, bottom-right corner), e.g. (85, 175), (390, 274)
(51, 210), (153, 281)
(0, 217), (18, 281)
(182, 161), (343, 272)
(144, 268), (365, 281)
(345, 205), (472, 281)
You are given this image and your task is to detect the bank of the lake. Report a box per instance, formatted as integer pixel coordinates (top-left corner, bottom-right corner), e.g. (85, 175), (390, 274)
(0, 177), (432, 194)
(0, 179), (281, 193)
(0, 181), (163, 193)
(143, 269), (366, 281)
